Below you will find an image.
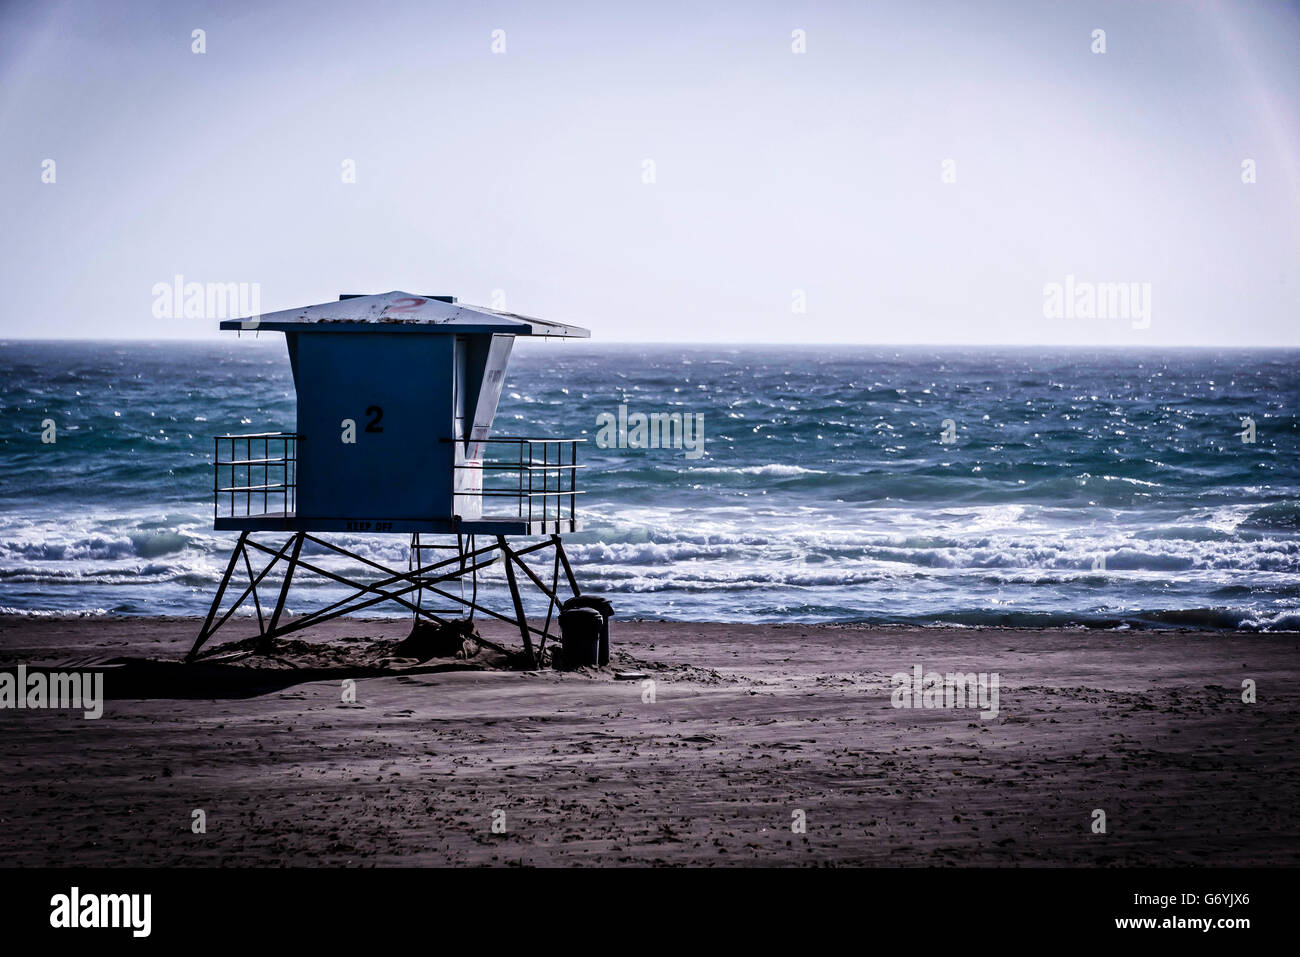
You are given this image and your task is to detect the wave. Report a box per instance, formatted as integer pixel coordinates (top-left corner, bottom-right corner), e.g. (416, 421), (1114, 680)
(683, 464), (828, 477)
(850, 606), (1300, 631)
(0, 605), (110, 617)
(1241, 501), (1300, 530)
(1239, 610), (1300, 631)
(2, 343), (1298, 629)
(0, 531), (195, 562)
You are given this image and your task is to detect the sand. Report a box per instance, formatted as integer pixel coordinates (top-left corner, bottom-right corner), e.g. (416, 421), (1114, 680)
(0, 614), (1297, 866)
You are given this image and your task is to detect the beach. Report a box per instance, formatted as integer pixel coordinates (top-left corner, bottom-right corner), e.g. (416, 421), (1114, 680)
(2, 614), (1296, 867)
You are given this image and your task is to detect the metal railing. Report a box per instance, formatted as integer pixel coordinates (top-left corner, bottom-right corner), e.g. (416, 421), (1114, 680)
(450, 436), (585, 529)
(213, 433), (298, 521)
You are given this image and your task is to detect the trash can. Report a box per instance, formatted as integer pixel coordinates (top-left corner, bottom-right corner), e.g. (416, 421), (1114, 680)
(562, 595), (614, 665)
(558, 606), (602, 668)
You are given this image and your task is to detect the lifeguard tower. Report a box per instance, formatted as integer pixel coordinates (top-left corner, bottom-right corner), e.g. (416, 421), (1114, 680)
(187, 292), (589, 666)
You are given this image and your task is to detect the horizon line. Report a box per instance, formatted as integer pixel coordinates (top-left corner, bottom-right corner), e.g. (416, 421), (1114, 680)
(2, 336), (1298, 350)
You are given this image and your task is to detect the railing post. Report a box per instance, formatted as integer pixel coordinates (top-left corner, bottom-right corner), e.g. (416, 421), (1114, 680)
(570, 440), (577, 529)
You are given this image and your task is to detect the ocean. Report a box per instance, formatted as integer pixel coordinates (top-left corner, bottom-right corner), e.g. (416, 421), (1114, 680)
(2, 340), (1297, 631)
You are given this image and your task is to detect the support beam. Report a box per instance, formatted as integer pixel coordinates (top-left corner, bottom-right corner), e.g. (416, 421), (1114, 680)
(507, 546), (563, 652)
(553, 534), (580, 597)
(203, 535), (300, 644)
(261, 532), (304, 652)
(190, 531), (579, 666)
(240, 544), (265, 633)
(498, 536), (534, 666)
(188, 531), (248, 661)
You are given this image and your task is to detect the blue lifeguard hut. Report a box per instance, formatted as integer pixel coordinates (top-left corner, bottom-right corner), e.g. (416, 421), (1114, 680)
(188, 292), (590, 666)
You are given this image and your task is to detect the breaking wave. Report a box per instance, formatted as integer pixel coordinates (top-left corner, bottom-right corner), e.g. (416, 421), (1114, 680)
(1, 342), (1298, 631)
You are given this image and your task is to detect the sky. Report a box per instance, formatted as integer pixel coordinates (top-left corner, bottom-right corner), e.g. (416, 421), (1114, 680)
(1, 0), (1298, 345)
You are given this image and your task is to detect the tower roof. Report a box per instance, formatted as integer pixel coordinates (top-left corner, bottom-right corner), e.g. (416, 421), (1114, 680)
(219, 291), (590, 337)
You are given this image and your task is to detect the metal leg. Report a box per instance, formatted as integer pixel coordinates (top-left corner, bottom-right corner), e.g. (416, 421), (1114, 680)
(498, 536), (534, 666)
(198, 534), (300, 651)
(188, 531), (249, 661)
(499, 541), (564, 658)
(467, 533), (477, 623)
(409, 532), (420, 622)
(260, 532), (304, 652)
(553, 534), (580, 597)
(190, 531), (571, 666)
(538, 545), (560, 656)
(241, 544), (265, 633)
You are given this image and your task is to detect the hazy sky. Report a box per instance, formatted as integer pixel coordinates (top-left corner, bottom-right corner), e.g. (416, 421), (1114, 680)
(2, 0), (1298, 345)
